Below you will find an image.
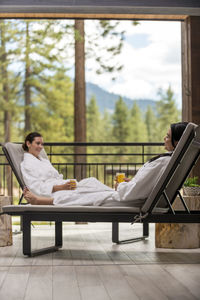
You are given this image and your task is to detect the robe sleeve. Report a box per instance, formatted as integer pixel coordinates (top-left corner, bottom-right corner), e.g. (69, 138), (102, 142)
(117, 156), (170, 202)
(21, 160), (56, 197)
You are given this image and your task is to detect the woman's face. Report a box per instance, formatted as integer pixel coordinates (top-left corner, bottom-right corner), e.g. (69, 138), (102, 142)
(164, 129), (174, 151)
(27, 137), (44, 157)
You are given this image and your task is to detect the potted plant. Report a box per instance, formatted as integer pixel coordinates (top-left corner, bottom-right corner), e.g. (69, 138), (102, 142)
(183, 176), (200, 196)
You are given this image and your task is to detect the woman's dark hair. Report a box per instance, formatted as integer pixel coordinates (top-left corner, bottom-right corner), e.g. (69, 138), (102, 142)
(149, 122), (189, 163)
(22, 132), (42, 151)
(171, 122), (188, 148)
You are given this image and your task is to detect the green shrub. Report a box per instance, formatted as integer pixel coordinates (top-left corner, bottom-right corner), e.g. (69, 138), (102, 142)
(184, 176), (200, 187)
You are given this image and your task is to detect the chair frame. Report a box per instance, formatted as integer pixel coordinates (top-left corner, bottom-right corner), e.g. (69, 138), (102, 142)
(5, 208), (199, 256)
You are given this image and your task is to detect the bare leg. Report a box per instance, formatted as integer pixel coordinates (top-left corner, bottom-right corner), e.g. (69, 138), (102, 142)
(24, 189), (53, 205)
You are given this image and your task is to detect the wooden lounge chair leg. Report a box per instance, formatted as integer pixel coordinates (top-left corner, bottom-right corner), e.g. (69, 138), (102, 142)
(112, 222), (149, 244)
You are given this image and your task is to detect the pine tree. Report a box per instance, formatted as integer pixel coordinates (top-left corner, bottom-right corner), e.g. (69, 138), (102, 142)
(87, 95), (101, 142)
(112, 97), (129, 143)
(86, 95), (102, 164)
(17, 20), (69, 135)
(29, 68), (74, 143)
(129, 103), (148, 163)
(145, 105), (162, 158)
(145, 106), (157, 142)
(129, 103), (147, 142)
(0, 20), (21, 142)
(101, 110), (113, 142)
(100, 110), (115, 166)
(0, 20), (21, 195)
(156, 85), (180, 140)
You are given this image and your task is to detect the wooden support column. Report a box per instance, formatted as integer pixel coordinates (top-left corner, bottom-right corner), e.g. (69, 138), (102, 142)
(181, 16), (200, 182)
(74, 20), (87, 181)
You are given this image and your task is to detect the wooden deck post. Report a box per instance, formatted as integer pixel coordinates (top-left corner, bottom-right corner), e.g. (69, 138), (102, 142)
(181, 16), (200, 182)
(74, 20), (87, 181)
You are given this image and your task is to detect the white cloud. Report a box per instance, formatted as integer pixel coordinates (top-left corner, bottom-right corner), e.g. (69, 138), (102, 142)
(85, 20), (182, 107)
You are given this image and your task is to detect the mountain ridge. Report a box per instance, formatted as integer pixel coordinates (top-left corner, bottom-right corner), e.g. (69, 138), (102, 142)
(86, 82), (156, 114)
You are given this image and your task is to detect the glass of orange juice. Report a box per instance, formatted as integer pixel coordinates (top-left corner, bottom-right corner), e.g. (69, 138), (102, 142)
(116, 173), (125, 183)
(70, 179), (77, 190)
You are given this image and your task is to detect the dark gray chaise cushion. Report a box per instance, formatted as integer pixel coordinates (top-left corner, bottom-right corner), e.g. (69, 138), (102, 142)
(2, 204), (168, 214)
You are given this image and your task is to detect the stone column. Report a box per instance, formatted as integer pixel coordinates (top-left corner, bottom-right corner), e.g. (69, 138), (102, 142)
(155, 196), (200, 249)
(0, 196), (12, 246)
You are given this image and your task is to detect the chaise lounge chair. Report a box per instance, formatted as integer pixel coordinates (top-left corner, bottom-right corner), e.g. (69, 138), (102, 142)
(1, 123), (200, 256)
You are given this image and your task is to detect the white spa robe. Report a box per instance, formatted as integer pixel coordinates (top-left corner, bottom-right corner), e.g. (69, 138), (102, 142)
(114, 155), (171, 206)
(20, 152), (170, 207)
(21, 153), (69, 197)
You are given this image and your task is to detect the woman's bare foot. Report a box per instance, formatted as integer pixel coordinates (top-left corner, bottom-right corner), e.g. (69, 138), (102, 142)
(23, 189), (39, 204)
(23, 188), (53, 205)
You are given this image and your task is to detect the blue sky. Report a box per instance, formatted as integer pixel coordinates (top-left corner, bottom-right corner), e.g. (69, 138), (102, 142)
(85, 20), (182, 108)
(126, 33), (151, 49)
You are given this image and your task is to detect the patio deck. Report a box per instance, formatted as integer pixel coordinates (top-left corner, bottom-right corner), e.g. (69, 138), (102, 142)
(0, 223), (200, 300)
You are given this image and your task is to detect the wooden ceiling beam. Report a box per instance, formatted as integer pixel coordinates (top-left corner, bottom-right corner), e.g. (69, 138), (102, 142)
(0, 13), (188, 21)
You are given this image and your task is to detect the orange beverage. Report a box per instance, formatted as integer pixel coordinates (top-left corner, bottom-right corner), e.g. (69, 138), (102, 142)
(70, 179), (76, 190)
(116, 173), (125, 183)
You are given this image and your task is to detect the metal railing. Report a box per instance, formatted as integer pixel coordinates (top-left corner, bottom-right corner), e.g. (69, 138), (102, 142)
(0, 142), (163, 200)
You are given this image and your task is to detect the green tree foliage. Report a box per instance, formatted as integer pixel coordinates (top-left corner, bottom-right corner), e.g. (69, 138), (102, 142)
(99, 110), (114, 165)
(156, 85), (180, 140)
(129, 103), (147, 142)
(30, 69), (74, 143)
(145, 105), (163, 157)
(86, 95), (102, 164)
(128, 103), (148, 163)
(86, 20), (125, 78)
(87, 95), (101, 142)
(0, 20), (21, 142)
(112, 96), (130, 161)
(0, 20), (74, 143)
(86, 97), (114, 165)
(101, 110), (113, 142)
(145, 106), (157, 142)
(112, 96), (129, 143)
(19, 20), (70, 135)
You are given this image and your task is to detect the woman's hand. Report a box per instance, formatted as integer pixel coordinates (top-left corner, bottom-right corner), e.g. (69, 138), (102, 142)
(52, 181), (75, 193)
(114, 177), (131, 191)
(62, 181), (72, 190)
(115, 182), (119, 191)
(124, 177), (131, 182)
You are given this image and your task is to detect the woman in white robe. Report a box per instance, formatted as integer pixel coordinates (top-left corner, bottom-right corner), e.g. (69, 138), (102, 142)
(21, 122), (188, 206)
